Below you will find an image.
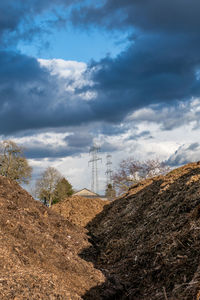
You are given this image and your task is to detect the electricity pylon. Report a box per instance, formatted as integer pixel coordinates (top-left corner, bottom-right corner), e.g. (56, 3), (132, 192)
(105, 154), (113, 185)
(88, 145), (102, 193)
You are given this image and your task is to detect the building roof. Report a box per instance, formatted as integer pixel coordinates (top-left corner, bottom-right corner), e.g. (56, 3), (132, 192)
(73, 188), (99, 197)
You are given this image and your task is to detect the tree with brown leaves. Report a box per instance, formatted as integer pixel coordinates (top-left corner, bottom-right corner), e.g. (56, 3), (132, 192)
(0, 140), (32, 184)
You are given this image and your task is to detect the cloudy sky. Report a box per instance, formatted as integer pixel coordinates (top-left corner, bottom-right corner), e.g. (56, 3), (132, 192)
(1, 0), (200, 194)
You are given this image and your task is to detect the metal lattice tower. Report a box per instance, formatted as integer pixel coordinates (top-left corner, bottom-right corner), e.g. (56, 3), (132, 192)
(88, 145), (102, 193)
(105, 154), (113, 185)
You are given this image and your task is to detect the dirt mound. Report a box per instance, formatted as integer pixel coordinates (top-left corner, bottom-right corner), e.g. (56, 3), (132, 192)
(0, 176), (104, 299)
(52, 196), (110, 227)
(83, 162), (200, 299)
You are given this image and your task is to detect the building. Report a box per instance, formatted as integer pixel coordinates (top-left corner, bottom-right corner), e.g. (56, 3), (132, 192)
(73, 188), (108, 201)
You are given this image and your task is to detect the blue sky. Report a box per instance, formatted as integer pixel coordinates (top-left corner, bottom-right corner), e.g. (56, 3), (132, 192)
(1, 0), (200, 193)
(17, 24), (130, 62)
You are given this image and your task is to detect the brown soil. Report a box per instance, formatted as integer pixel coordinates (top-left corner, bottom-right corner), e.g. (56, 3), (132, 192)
(52, 196), (110, 227)
(0, 176), (104, 299)
(83, 162), (200, 299)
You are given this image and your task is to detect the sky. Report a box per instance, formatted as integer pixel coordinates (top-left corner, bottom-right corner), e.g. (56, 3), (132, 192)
(1, 0), (200, 194)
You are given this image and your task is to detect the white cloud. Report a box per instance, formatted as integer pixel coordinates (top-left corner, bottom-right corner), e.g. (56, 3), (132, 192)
(12, 132), (69, 147)
(38, 59), (87, 79)
(167, 143), (200, 166)
(2, 59), (200, 195)
(127, 98), (200, 131)
(38, 58), (96, 100)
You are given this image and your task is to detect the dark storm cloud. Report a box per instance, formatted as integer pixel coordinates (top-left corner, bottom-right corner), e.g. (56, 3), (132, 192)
(24, 137), (90, 159)
(71, 0), (200, 127)
(25, 145), (69, 159)
(65, 131), (93, 149)
(0, 0), (76, 45)
(128, 131), (152, 141)
(1, 0), (200, 138)
(25, 144), (83, 159)
(23, 126), (120, 159)
(0, 50), (98, 135)
(97, 123), (131, 136)
(24, 138), (119, 160)
(71, 0), (200, 33)
(85, 34), (200, 120)
(101, 141), (120, 153)
(22, 128), (94, 159)
(0, 0), (71, 32)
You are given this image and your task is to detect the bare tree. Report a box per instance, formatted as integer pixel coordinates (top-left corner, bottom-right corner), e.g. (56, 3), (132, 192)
(144, 159), (170, 178)
(0, 140), (32, 184)
(35, 167), (62, 207)
(112, 158), (170, 195)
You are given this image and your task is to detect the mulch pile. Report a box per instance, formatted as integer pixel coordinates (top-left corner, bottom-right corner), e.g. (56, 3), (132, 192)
(2, 161), (200, 299)
(83, 162), (200, 299)
(52, 196), (110, 227)
(0, 176), (104, 299)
